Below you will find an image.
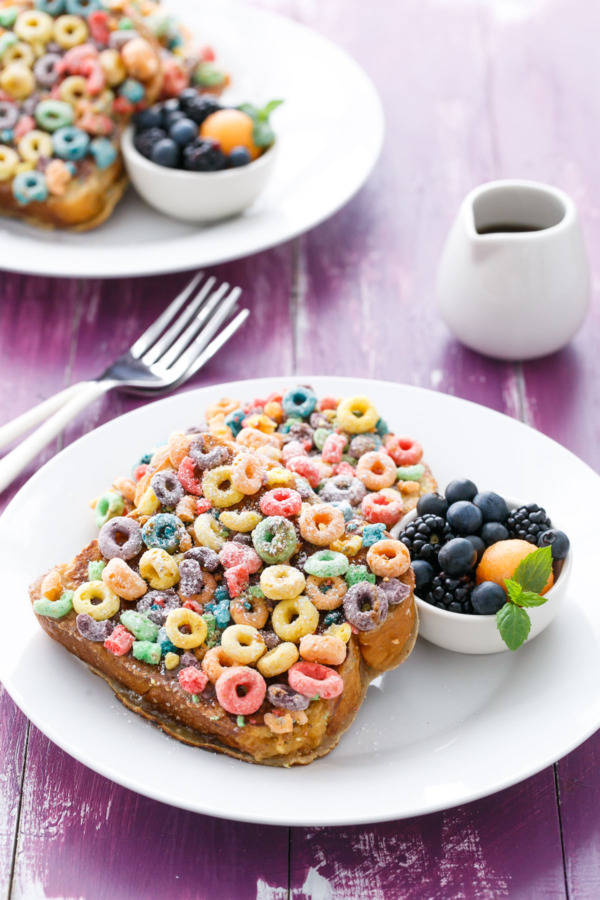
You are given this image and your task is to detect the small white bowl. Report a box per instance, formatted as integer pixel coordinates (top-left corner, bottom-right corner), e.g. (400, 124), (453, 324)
(121, 126), (277, 223)
(392, 498), (572, 655)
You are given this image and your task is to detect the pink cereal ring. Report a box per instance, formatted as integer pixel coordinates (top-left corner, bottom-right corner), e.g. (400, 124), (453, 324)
(88, 11), (110, 45)
(335, 461), (355, 478)
(104, 624), (134, 656)
(178, 456), (203, 495)
(14, 114), (35, 139)
(361, 492), (404, 526)
(179, 666), (208, 695)
(281, 440), (306, 463)
(79, 57), (105, 94)
(288, 661), (344, 699)
(219, 542), (261, 573)
(286, 455), (321, 488)
(57, 44), (98, 76)
(319, 395), (338, 411)
(216, 666), (266, 715)
(384, 436), (423, 467)
(259, 488), (302, 518)
(224, 564), (250, 597)
(196, 498), (212, 515)
(321, 432), (347, 464)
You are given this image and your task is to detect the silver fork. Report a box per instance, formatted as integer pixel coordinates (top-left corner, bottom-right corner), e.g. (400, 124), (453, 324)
(0, 272), (248, 494)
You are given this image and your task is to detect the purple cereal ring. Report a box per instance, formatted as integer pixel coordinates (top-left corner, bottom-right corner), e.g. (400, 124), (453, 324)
(34, 53), (61, 88)
(179, 558), (203, 596)
(349, 434), (378, 458)
(0, 102), (18, 130)
(232, 533), (253, 546)
(98, 516), (143, 560)
(180, 651), (200, 668)
(343, 582), (388, 631)
(378, 578), (411, 606)
(136, 589), (180, 625)
(150, 470), (185, 507)
(310, 411), (331, 430)
(184, 546), (220, 572)
(319, 474), (366, 507)
(284, 422), (314, 446)
(267, 683), (310, 711)
(189, 435), (230, 471)
(76, 613), (114, 642)
(259, 630), (281, 650)
(109, 30), (138, 50)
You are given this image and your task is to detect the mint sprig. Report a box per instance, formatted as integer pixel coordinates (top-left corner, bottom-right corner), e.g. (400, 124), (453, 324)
(238, 99), (284, 148)
(496, 546), (552, 650)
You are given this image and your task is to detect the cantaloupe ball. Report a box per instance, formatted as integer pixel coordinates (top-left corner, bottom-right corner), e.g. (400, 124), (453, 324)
(200, 109), (261, 160)
(476, 539), (554, 595)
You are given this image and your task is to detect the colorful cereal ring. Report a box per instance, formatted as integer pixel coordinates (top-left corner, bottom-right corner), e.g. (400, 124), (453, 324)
(343, 582), (388, 631)
(97, 516), (142, 560)
(35, 99), (75, 132)
(366, 539), (411, 578)
(252, 515), (297, 564)
(259, 487), (302, 518)
(165, 607), (207, 650)
(33, 590), (74, 619)
(221, 623), (266, 665)
(288, 661), (344, 700)
(271, 597), (318, 642)
(356, 451), (397, 491)
(52, 125), (90, 160)
(260, 564), (305, 601)
(299, 634), (346, 666)
(73, 580), (120, 621)
(142, 513), (185, 554)
(303, 550), (349, 578)
(12, 170), (48, 205)
(215, 666), (266, 715)
(299, 504), (345, 547)
(282, 387), (317, 419)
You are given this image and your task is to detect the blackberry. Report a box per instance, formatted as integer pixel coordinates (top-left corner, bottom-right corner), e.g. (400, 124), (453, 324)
(507, 503), (551, 544)
(181, 93), (222, 126)
(134, 127), (166, 159)
(422, 571), (475, 614)
(182, 138), (227, 172)
(400, 514), (454, 566)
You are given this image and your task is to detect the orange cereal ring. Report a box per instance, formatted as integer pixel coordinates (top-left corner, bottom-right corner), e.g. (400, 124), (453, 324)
(202, 645), (236, 683)
(206, 397), (240, 420)
(168, 431), (193, 468)
(101, 558), (147, 601)
(198, 571), (217, 605)
(366, 539), (411, 577)
(121, 37), (159, 81)
(264, 711), (294, 734)
(299, 634), (347, 666)
(304, 575), (347, 610)
(356, 451), (397, 491)
(236, 427), (272, 450)
(230, 593), (270, 628)
(230, 451), (264, 495)
(299, 504), (345, 547)
(41, 569), (63, 601)
(113, 476), (136, 502)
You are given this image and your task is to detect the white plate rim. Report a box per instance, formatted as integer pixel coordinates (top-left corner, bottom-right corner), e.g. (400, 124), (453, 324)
(1, 374), (599, 826)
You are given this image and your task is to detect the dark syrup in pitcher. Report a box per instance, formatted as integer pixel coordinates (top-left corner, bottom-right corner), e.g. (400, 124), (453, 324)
(477, 223), (544, 234)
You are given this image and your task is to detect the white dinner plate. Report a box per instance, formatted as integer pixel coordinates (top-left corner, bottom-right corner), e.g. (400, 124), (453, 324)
(0, 1), (384, 278)
(1, 376), (599, 827)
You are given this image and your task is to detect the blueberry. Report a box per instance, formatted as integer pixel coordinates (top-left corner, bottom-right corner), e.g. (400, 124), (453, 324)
(471, 581), (506, 615)
(446, 501), (483, 535)
(445, 478), (478, 504)
(163, 110), (186, 131)
(416, 492), (449, 518)
(229, 145), (252, 167)
(473, 491), (509, 523)
(438, 537), (477, 576)
(464, 534), (486, 563)
(412, 559), (435, 592)
(169, 117), (198, 146)
(133, 126), (166, 159)
(150, 138), (180, 168)
(162, 98), (180, 116)
(481, 522), (509, 546)
(538, 528), (570, 560)
(134, 106), (163, 132)
(178, 87), (200, 110)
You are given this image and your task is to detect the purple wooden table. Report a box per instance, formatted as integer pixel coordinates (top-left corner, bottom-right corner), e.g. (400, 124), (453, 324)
(1, 0), (599, 896)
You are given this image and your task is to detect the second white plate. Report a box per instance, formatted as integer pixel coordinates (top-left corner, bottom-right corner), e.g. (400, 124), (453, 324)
(1, 376), (599, 826)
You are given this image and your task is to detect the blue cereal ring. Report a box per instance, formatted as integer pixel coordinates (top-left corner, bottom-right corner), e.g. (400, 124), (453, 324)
(225, 408), (245, 437)
(35, 0), (66, 13)
(65, 0), (103, 15)
(12, 171), (48, 205)
(142, 513), (185, 554)
(362, 523), (387, 547)
(119, 78), (145, 103)
(282, 387), (317, 419)
(35, 99), (74, 132)
(376, 418), (390, 437)
(89, 136), (117, 170)
(52, 125), (89, 160)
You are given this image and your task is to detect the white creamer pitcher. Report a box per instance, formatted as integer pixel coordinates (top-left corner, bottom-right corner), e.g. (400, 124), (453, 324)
(437, 180), (589, 360)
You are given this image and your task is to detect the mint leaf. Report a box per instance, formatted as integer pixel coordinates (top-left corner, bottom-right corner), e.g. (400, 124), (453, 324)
(505, 579), (523, 605)
(517, 590), (549, 608)
(237, 102), (259, 121)
(259, 99), (284, 120)
(496, 603), (532, 650)
(513, 545), (552, 593)
(253, 120), (275, 147)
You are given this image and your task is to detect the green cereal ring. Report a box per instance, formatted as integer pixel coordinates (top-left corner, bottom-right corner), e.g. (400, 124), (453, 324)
(33, 590), (73, 619)
(340, 454), (357, 467)
(304, 550), (349, 578)
(396, 464), (425, 482)
(252, 516), (297, 564)
(34, 99), (75, 133)
(345, 564), (376, 587)
(132, 641), (161, 665)
(313, 427), (333, 450)
(120, 610), (159, 643)
(0, 8), (18, 28)
(94, 491), (125, 528)
(87, 560), (106, 581)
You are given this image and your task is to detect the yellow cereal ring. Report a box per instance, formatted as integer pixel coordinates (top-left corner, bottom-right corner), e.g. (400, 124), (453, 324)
(58, 75), (88, 106)
(18, 130), (53, 162)
(230, 594), (270, 628)
(264, 401), (284, 423)
(73, 580), (120, 621)
(230, 452), (264, 495)
(202, 465), (244, 508)
(15, 10), (53, 44)
(54, 15), (89, 49)
(244, 413), (277, 434)
(325, 622), (352, 643)
(14, 160), (35, 175)
(257, 642), (299, 678)
(99, 48), (127, 87)
(0, 146), (19, 181)
(205, 397), (239, 420)
(257, 445), (282, 464)
(139, 548), (180, 589)
(265, 466), (295, 488)
(330, 534), (363, 557)
(299, 504), (345, 547)
(336, 395), (379, 434)
(3, 42), (34, 68)
(305, 575), (347, 610)
(136, 487), (161, 516)
(219, 509), (263, 533)
(101, 558), (147, 601)
(165, 607), (207, 650)
(193, 512), (228, 551)
(221, 623), (266, 665)
(299, 634), (347, 666)
(0, 63), (35, 100)
(272, 597), (319, 642)
(260, 565), (306, 601)
(366, 539), (411, 577)
(207, 413), (233, 440)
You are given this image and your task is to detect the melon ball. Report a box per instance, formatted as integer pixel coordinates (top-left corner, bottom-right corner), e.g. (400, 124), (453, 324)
(200, 109), (261, 160)
(476, 539), (554, 595)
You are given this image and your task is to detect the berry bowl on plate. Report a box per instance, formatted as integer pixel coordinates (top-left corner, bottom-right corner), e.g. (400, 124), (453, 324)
(391, 481), (572, 655)
(121, 93), (281, 223)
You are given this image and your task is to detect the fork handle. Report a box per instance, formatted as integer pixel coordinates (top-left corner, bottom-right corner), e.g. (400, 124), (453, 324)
(0, 380), (113, 495)
(0, 381), (96, 452)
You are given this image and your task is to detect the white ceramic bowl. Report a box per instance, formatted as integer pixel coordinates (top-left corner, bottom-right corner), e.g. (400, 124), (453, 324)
(121, 126), (278, 223)
(392, 497), (572, 655)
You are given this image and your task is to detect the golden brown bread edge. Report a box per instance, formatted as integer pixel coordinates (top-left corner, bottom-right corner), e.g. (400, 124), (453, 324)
(29, 540), (418, 767)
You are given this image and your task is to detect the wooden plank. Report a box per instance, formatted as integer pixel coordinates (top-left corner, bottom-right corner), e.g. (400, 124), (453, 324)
(0, 688), (28, 900)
